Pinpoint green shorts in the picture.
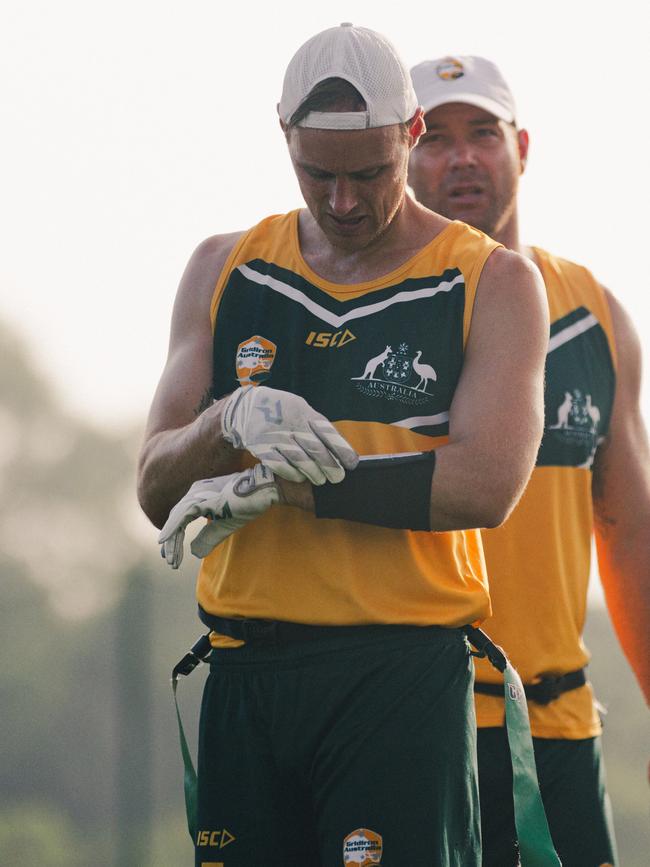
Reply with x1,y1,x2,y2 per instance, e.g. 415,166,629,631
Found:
195,624,480,867
478,727,618,867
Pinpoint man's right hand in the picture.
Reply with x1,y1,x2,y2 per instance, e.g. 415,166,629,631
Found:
220,385,358,484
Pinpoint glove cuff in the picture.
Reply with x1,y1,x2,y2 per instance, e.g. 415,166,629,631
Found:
234,463,279,500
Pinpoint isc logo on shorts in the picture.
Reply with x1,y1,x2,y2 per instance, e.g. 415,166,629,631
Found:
343,827,383,864
196,828,236,849
235,335,277,386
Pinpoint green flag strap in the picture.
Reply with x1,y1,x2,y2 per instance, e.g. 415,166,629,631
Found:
172,676,199,841
503,662,562,866
170,633,212,841
465,626,561,866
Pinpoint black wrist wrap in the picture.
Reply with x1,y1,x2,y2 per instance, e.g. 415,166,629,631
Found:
313,451,436,530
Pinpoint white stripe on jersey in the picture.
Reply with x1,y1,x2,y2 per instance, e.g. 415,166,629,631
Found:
237,263,464,329
547,313,598,354
391,411,450,430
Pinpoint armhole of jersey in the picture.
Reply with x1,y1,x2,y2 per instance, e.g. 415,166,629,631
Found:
209,227,256,332
595,280,618,374
462,240,502,348
551,252,619,376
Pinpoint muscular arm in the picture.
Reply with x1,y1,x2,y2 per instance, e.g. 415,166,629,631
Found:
137,231,244,529
425,248,548,529
593,289,650,705
280,248,549,531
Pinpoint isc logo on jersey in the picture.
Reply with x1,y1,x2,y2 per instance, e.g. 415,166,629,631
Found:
305,329,356,349
343,828,383,865
235,335,277,386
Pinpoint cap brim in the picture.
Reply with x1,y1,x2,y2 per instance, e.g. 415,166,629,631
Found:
421,92,515,124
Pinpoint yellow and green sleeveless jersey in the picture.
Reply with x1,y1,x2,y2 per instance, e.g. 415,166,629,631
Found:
476,247,617,738
196,210,500,637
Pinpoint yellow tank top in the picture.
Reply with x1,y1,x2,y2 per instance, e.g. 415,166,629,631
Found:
197,210,501,637
476,248,617,738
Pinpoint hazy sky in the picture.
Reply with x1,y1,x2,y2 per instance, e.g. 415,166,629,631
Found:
2,0,649,430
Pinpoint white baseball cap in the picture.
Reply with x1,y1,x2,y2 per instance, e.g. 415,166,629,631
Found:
410,56,517,124
279,23,418,129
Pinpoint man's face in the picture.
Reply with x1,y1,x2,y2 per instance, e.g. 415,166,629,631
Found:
408,102,527,238
286,123,412,252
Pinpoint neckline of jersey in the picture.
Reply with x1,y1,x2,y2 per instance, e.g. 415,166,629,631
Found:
288,209,461,295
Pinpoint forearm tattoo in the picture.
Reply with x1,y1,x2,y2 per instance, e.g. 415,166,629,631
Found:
193,386,214,417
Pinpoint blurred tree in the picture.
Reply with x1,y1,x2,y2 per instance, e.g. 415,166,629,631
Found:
0,805,88,867
0,320,144,619
115,565,153,866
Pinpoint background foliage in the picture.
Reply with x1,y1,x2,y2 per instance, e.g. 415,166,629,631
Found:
1,320,647,866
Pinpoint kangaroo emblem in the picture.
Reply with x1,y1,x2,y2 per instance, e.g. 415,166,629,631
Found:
550,391,573,429
354,345,392,380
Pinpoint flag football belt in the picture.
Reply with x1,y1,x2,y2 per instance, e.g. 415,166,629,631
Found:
171,619,562,866
474,668,587,705
197,607,457,642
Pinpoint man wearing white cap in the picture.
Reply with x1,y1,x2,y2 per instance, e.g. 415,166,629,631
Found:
409,55,650,867
138,29,549,866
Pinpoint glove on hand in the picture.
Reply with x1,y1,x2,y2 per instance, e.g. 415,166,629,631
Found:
221,385,358,485
158,463,279,569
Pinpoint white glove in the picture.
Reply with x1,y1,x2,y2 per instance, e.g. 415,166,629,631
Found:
158,463,279,569
221,385,358,485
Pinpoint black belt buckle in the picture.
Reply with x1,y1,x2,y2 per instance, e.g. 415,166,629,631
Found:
240,619,279,644
464,625,508,673
529,675,563,705
172,633,213,680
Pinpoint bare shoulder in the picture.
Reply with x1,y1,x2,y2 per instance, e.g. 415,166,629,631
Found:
190,230,246,265
592,286,650,518
603,286,643,370
170,230,246,337
475,246,548,327
481,245,545,293
177,231,246,307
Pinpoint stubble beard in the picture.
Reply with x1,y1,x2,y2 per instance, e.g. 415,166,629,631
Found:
424,185,515,240
317,193,405,254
